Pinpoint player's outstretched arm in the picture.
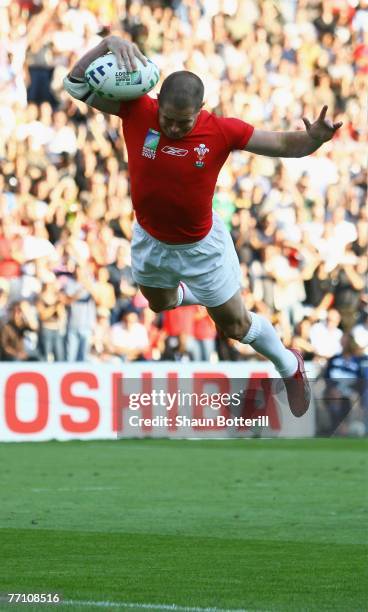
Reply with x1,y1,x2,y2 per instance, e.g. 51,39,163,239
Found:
63,35,147,115
244,106,343,158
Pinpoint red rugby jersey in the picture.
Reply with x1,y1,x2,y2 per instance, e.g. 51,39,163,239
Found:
119,96,254,243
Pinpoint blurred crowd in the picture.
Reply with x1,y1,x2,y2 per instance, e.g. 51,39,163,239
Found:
0,0,367,367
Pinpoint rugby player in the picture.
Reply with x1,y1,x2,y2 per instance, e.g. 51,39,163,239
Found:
64,35,342,417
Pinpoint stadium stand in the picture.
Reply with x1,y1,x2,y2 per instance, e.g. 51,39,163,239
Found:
0,0,367,365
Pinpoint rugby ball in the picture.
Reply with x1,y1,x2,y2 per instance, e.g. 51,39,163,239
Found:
85,54,160,101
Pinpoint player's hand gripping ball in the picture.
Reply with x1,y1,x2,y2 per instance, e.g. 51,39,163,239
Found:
85,54,160,101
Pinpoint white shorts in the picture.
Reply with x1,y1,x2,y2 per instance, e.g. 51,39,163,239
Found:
131,212,241,307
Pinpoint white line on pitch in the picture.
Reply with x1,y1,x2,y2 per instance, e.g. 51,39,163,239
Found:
31,487,120,492
63,600,252,611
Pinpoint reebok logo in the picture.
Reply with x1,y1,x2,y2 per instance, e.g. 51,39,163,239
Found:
161,146,188,157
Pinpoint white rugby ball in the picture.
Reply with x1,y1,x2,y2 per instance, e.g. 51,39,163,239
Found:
85,54,160,101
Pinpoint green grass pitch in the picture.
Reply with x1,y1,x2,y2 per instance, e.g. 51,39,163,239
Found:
0,438,367,611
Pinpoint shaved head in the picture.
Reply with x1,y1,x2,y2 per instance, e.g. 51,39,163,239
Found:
159,71,204,111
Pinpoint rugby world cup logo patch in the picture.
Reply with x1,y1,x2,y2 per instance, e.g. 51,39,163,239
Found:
194,143,209,167
142,128,161,159
116,70,142,86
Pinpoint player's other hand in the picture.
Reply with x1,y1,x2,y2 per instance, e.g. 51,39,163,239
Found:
302,106,343,143
105,35,147,72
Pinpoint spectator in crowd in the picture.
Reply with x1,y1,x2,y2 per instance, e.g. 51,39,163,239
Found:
303,260,335,315
322,333,366,435
0,300,40,361
161,334,195,362
90,307,115,362
0,0,366,364
109,305,149,361
140,307,165,361
309,308,344,360
0,280,10,320
107,242,137,322
162,306,198,360
0,217,24,282
352,311,368,356
36,277,66,361
92,266,116,313
332,247,366,330
290,317,315,361
63,264,97,361
192,305,217,361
